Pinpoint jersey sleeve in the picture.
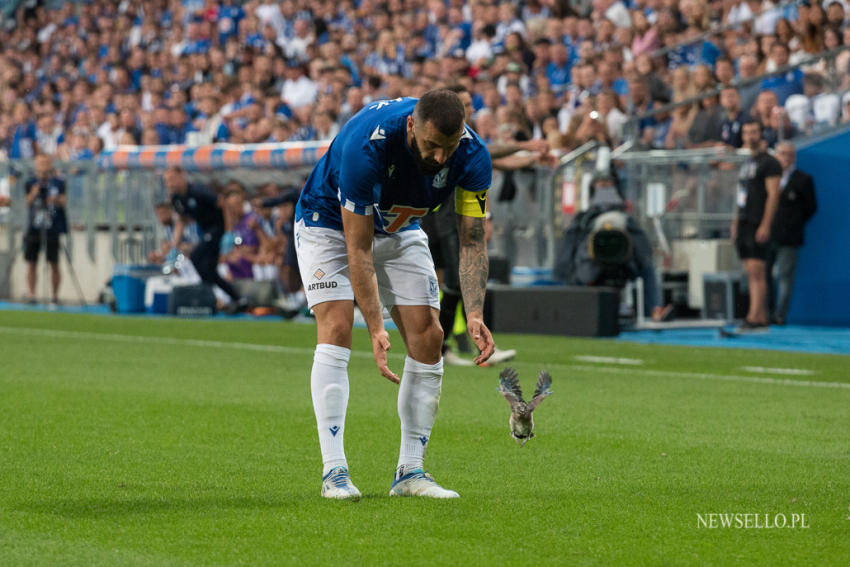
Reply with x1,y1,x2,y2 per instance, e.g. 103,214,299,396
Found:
337,134,380,216
455,143,492,218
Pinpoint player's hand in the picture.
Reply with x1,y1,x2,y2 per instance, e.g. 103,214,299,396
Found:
730,220,738,242
467,316,495,366
371,329,400,384
755,224,770,244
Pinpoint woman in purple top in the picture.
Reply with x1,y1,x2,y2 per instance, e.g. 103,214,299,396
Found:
222,183,269,280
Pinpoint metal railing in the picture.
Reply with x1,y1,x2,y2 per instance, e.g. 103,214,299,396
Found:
0,160,314,272
615,148,750,245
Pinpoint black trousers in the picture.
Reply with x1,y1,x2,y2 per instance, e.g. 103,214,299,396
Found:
422,205,464,353
191,230,242,302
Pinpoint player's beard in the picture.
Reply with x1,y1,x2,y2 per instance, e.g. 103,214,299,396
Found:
410,134,444,175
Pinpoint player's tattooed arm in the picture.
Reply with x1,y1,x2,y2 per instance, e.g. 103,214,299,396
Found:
457,213,495,365
457,214,488,316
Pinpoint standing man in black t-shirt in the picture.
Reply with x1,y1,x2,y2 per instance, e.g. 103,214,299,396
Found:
731,121,782,331
24,154,67,304
165,166,247,313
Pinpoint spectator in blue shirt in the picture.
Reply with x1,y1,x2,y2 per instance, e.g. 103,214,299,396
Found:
760,42,803,105
545,43,572,96
217,1,244,46
9,102,38,160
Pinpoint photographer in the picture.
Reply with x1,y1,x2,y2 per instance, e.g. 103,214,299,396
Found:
24,154,67,304
554,171,672,321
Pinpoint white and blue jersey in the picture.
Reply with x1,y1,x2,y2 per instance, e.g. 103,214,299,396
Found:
296,97,492,235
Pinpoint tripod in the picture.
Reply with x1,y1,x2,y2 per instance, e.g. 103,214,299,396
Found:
0,228,87,306
59,231,87,306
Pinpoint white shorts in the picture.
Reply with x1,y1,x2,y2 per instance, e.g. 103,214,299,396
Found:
294,219,440,310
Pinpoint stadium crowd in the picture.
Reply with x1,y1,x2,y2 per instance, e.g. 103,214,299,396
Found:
0,0,847,301
2,0,850,163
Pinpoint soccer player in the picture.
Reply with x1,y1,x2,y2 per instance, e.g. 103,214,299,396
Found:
295,89,495,500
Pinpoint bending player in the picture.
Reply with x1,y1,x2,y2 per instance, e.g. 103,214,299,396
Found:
295,89,495,500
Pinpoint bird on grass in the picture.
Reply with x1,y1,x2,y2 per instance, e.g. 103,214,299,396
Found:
498,367,553,446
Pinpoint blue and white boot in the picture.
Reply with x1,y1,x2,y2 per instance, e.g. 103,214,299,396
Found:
389,466,459,498
321,466,362,501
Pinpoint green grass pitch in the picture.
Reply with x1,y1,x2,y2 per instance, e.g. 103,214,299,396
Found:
1,311,848,565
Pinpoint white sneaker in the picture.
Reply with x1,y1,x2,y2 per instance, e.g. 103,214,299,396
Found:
443,349,474,367
389,467,459,498
484,346,517,365
321,466,362,501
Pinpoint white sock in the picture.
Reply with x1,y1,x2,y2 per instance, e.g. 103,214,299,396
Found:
311,344,351,477
397,356,443,472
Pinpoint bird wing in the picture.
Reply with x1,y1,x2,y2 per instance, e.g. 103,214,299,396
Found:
498,366,524,410
527,369,553,412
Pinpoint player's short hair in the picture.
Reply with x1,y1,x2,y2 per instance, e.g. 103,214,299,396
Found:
414,88,465,136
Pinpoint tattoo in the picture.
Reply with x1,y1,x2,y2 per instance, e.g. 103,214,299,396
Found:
458,217,488,315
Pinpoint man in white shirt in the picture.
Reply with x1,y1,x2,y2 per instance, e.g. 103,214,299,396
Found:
281,60,318,109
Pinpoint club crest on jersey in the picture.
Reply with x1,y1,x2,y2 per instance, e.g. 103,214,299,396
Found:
432,167,449,189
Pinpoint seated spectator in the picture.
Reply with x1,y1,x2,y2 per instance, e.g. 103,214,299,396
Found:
826,0,846,28
35,111,65,157
221,182,268,280
545,43,572,97
631,10,660,56
281,60,318,110
784,73,841,133
719,86,749,148
715,57,737,87
625,76,657,142
760,42,804,104
665,97,696,149
750,89,796,147
597,89,629,146
687,94,725,147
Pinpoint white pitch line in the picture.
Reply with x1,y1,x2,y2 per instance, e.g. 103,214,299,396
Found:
742,366,815,376
0,325,390,360
4,325,846,390
574,355,644,366
568,364,850,391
